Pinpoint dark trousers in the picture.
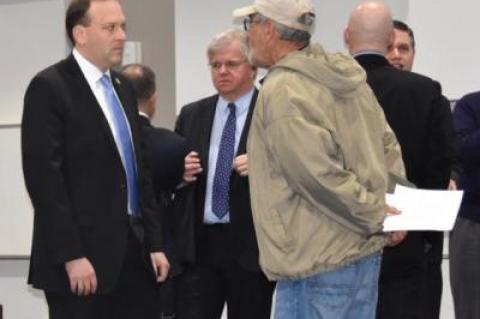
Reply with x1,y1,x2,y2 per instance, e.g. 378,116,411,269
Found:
45,229,159,319
422,231,443,319
450,217,480,319
376,233,425,319
176,224,275,319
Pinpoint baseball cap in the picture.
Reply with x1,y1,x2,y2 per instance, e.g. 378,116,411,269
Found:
233,0,315,34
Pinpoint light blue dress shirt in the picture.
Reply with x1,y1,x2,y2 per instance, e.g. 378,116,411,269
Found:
203,88,254,224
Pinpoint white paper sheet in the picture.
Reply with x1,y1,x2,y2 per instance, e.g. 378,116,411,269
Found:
383,185,463,231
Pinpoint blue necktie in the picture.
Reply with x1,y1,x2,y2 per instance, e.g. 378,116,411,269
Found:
100,75,139,216
212,103,236,219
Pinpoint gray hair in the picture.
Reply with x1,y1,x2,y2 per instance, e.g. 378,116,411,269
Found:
256,13,314,47
207,28,251,63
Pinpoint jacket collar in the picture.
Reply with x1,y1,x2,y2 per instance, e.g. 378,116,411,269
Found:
354,53,390,70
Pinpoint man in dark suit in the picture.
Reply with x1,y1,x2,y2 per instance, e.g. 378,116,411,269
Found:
121,63,188,318
386,20,458,319
121,63,188,202
21,1,169,318
172,29,275,319
344,2,453,319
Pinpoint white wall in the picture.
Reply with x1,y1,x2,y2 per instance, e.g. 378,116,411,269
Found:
407,0,480,99
175,0,480,110
0,0,67,125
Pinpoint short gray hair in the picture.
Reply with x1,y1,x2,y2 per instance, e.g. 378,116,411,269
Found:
257,13,314,47
207,28,250,63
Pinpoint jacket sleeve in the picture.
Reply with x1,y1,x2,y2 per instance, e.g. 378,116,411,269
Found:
263,87,387,235
119,77,165,253
454,96,480,165
22,74,84,265
380,105,409,192
423,85,454,189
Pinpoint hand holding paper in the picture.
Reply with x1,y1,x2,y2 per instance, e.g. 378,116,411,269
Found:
383,185,463,231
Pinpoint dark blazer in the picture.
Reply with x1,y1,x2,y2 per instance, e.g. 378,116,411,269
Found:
138,115,188,194
453,91,480,222
138,115,188,276
172,89,261,272
355,54,453,275
22,54,163,293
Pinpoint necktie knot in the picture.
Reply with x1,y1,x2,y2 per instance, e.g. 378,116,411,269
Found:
227,102,236,114
100,74,114,91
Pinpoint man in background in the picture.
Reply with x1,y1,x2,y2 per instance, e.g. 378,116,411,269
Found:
344,3,454,318
121,63,187,205
172,29,275,319
450,90,480,319
21,1,169,318
386,19,458,319
386,20,415,72
122,63,188,319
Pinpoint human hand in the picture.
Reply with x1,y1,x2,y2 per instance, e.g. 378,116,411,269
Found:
65,257,97,296
385,231,407,247
233,154,248,177
183,151,202,183
448,179,457,190
150,252,170,283
384,205,407,247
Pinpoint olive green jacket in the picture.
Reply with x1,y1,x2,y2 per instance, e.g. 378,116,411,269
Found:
247,44,406,280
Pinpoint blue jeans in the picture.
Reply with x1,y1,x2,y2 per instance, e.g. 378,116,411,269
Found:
275,252,381,319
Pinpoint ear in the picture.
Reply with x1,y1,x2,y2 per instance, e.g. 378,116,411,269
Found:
343,27,350,46
264,19,277,40
147,92,157,117
250,65,258,79
72,25,86,47
388,29,395,47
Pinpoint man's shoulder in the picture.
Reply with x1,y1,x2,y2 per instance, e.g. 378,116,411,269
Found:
180,94,218,115
400,68,438,86
374,66,440,96
151,127,187,143
31,56,76,85
456,91,480,111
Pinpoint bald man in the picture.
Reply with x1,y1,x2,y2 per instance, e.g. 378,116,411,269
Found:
344,3,453,319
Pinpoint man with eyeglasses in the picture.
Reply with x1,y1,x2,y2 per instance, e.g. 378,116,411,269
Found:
171,28,275,319
234,0,407,318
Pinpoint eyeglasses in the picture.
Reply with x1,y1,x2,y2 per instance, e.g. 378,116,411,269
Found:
243,15,264,31
209,60,247,72
243,17,253,31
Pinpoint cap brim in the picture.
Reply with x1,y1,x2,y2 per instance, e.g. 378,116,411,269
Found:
232,5,258,22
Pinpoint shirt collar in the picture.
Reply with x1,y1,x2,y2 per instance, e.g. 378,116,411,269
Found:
73,48,111,86
352,49,385,59
139,111,150,119
218,87,255,115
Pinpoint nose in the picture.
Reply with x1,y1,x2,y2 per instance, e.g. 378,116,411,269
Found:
218,64,229,73
116,26,127,41
392,47,401,57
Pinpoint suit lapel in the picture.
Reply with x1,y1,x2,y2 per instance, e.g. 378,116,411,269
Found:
64,55,125,162
197,96,219,176
236,88,258,156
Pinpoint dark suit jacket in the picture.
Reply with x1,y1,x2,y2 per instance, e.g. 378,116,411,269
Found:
138,115,188,195
355,54,453,276
22,54,163,293
172,90,261,272
138,115,188,276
